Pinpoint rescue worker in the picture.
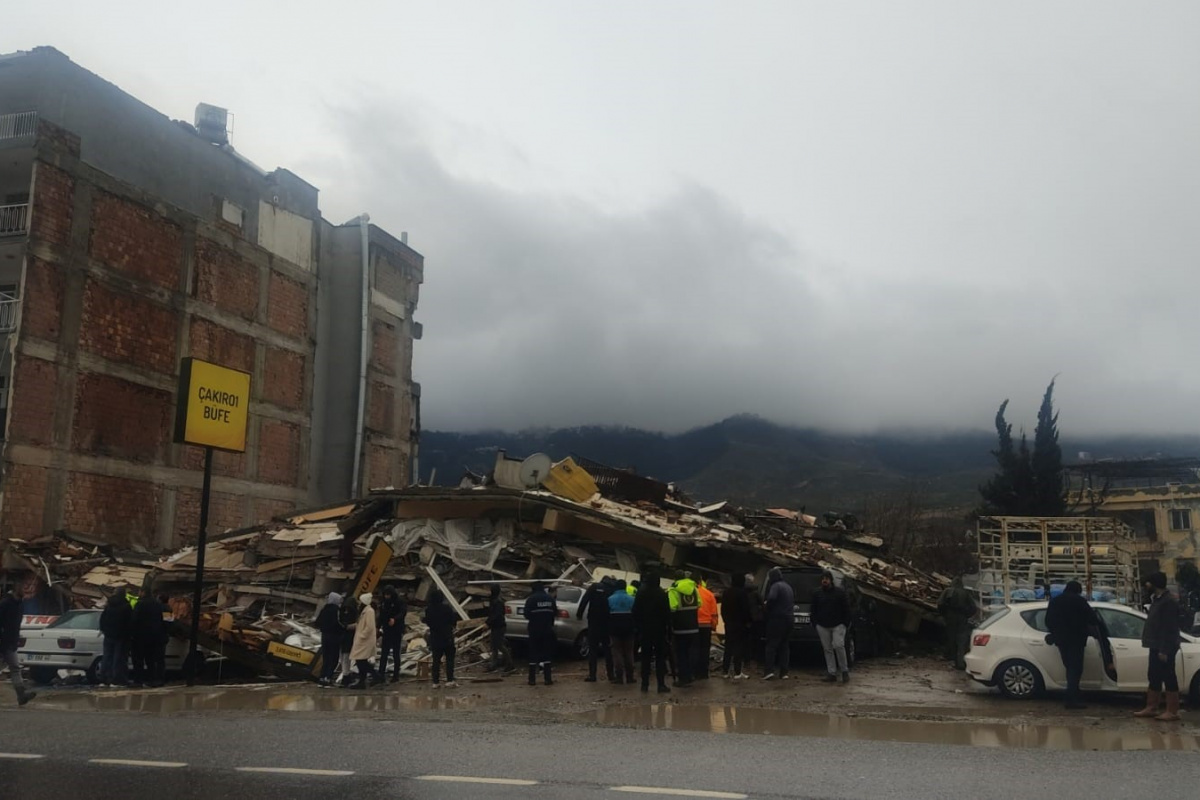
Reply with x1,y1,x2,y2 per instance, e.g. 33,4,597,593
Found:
812,571,852,683
131,586,166,687
937,576,978,671
525,581,558,686
720,573,752,679
608,579,636,684
762,568,794,680
0,582,35,706
377,585,407,683
668,572,700,687
632,568,671,693
349,593,377,689
695,580,718,680
485,584,512,673
1045,580,1094,710
337,594,360,687
424,589,458,688
99,585,134,687
315,592,344,687
576,578,614,682
1135,572,1183,721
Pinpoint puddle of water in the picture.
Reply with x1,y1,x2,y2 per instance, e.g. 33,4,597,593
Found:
584,705,1200,752
35,689,483,714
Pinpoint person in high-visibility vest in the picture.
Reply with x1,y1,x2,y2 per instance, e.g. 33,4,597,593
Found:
668,574,700,687
695,580,718,680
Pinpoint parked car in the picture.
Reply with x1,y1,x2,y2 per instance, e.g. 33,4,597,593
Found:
965,601,1200,702
778,566,880,665
504,584,590,658
18,608,190,685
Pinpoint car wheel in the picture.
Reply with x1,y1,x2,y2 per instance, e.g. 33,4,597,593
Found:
994,659,1044,699
28,666,58,685
86,657,102,685
1189,672,1200,707
573,632,590,660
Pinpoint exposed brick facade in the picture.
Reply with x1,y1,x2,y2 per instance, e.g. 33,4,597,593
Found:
267,271,308,339
6,356,58,446
252,496,296,522
79,279,179,374
174,487,246,542
181,445,247,480
370,320,397,375
72,372,171,463
366,441,397,490
262,346,305,411
0,463,49,540
20,258,65,342
29,163,74,248
194,238,260,321
89,192,183,290
367,382,394,434
188,317,255,373
258,419,300,486
62,472,161,548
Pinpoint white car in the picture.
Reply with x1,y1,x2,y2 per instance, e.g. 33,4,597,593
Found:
965,601,1200,702
18,608,189,684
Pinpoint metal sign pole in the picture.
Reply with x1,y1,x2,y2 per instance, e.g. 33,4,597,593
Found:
186,446,214,686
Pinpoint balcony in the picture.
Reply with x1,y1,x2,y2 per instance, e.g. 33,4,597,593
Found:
0,204,27,237
0,111,37,141
0,291,17,334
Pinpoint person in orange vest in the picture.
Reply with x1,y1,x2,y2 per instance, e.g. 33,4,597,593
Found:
695,579,719,680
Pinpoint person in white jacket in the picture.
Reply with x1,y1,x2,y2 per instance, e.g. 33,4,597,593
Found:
349,593,377,689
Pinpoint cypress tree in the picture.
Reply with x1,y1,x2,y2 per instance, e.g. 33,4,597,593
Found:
1030,379,1065,515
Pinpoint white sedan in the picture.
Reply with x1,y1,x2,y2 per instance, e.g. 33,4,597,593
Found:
18,609,190,684
964,601,1200,702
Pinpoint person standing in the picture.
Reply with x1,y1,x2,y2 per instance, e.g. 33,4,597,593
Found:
315,592,344,687
813,571,852,683
1045,580,1094,710
377,585,407,684
937,576,979,670
424,589,458,688
337,594,360,687
99,586,134,687
0,583,35,706
762,568,794,680
576,579,614,682
131,587,166,688
745,575,766,671
632,569,671,693
485,584,511,673
668,573,700,687
525,582,558,686
349,593,377,690
608,579,636,684
1134,572,1183,721
721,573,752,679
695,580,718,680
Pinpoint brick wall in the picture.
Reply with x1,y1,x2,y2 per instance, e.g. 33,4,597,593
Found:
374,252,417,303
194,238,260,321
267,271,308,339
258,419,300,485
6,356,58,446
62,472,160,548
29,163,74,248
181,445,246,480
262,346,305,411
367,382,394,433
188,317,255,373
72,372,171,463
20,258,65,342
79,279,179,374
89,192,183,290
370,320,397,375
252,497,296,523
0,463,49,540
366,441,397,490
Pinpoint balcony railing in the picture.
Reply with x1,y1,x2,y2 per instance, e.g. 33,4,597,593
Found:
0,111,37,140
0,203,28,237
0,293,17,334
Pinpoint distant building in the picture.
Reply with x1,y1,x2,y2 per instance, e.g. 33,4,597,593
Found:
0,47,423,549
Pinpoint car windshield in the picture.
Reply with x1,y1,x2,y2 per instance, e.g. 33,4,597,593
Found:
556,586,583,603
47,610,101,630
976,607,1011,630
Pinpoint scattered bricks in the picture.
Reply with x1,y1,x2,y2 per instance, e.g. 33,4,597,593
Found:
188,317,255,373
29,162,74,249
19,258,66,342
0,463,50,540
71,372,171,463
266,271,308,340
261,346,305,411
366,442,398,490
79,279,179,374
6,356,58,446
194,238,260,321
370,320,397,375
62,472,161,548
88,192,183,290
366,381,394,433
252,497,296,524
257,419,300,486
182,443,247,479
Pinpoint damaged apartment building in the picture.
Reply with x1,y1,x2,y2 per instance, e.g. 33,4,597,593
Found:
0,47,423,550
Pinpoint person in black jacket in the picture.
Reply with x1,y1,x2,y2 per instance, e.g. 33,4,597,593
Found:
485,585,511,673
99,586,134,687
524,582,558,686
1135,572,1184,721
720,573,752,679
812,571,851,683
131,587,167,687
1045,580,1094,710
315,593,344,686
576,579,614,682
424,589,459,688
377,585,407,684
0,583,36,705
632,569,671,693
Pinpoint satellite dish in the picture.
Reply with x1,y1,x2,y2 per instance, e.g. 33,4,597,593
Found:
519,453,553,488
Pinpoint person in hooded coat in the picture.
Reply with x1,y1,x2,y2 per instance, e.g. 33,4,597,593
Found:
349,593,377,689
485,584,512,673
576,578,614,682
524,581,558,686
762,567,795,680
668,573,701,687
1045,580,1094,710
632,569,672,693
337,594,360,687
720,573,752,679
424,589,459,687
937,576,978,670
377,585,407,683
99,586,134,686
131,587,166,687
315,592,344,686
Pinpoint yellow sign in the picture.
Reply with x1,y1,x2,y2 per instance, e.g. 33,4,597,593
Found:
351,539,394,600
266,640,315,665
174,358,251,452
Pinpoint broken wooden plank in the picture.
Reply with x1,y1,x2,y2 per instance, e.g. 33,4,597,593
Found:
424,565,469,621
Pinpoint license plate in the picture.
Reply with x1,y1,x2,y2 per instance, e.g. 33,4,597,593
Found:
25,654,51,662
795,614,811,625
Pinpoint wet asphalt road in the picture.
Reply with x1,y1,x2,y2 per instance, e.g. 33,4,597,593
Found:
2,710,1199,799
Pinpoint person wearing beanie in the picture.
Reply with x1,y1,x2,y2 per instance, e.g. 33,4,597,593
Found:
1135,572,1183,721
423,589,459,688
315,592,344,687
377,586,407,684
1045,580,1094,710
349,593,377,689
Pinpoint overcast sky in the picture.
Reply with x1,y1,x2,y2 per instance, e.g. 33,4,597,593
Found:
7,2,1200,435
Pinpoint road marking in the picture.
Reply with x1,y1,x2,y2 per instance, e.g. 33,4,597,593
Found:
417,775,540,786
236,767,355,777
89,759,188,769
0,753,44,760
610,788,747,799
